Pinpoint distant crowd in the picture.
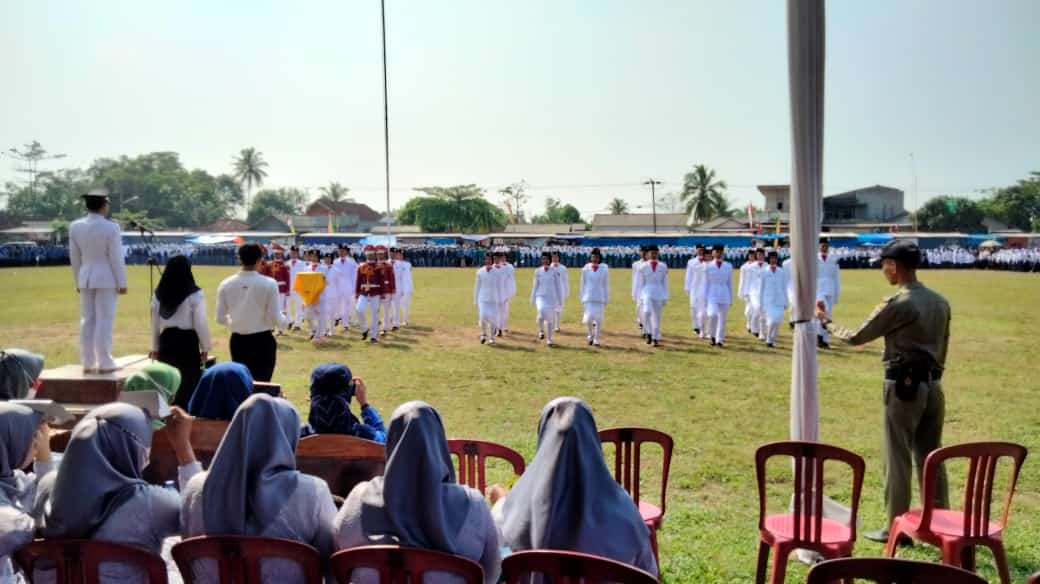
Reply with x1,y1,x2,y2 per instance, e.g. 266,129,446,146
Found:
2,241,1038,272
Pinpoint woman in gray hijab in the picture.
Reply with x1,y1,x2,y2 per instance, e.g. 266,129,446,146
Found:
0,349,44,401
180,393,337,584
35,402,199,583
0,403,52,584
335,401,500,584
492,397,657,576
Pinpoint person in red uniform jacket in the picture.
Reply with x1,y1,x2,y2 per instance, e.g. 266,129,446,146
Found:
266,247,291,334
355,246,384,343
375,246,397,336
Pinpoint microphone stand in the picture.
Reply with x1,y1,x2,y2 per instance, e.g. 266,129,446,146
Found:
137,224,163,324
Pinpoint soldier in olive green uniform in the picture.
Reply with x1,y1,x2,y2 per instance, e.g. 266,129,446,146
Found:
816,239,950,543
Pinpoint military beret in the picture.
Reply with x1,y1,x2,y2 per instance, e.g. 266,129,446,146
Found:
879,239,921,266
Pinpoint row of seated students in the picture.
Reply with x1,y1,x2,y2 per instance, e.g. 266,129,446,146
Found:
0,348,656,584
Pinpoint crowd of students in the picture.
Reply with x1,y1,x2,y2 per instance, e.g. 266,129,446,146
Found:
0,348,656,584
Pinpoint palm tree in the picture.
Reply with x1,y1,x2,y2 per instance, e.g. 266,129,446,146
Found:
608,197,629,215
319,181,351,202
232,147,269,211
680,164,728,223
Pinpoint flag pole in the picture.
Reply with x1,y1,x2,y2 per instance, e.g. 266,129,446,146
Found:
381,0,392,240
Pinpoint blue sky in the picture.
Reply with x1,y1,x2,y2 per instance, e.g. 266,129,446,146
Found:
2,0,1037,219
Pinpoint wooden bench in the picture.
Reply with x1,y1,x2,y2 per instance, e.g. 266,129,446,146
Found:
296,434,385,499
37,355,152,427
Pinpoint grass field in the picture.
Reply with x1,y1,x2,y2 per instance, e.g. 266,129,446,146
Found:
0,265,1037,582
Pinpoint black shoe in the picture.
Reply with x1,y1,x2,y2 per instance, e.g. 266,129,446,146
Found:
653,340,660,347
538,331,545,340
587,338,593,346
710,337,716,346
392,326,399,331
361,330,368,341
717,342,725,348
694,328,700,335
497,330,503,337
370,338,378,344
645,336,652,345
480,336,486,344
768,342,776,348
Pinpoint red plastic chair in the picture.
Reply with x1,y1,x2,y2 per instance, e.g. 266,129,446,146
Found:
1026,572,1040,584
754,441,865,584
330,545,483,584
884,441,1028,584
598,427,673,564
14,539,168,584
446,438,526,494
806,557,987,584
502,550,658,584
171,535,322,584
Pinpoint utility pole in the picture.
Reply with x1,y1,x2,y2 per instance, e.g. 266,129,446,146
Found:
642,179,662,233
380,0,392,238
4,141,66,199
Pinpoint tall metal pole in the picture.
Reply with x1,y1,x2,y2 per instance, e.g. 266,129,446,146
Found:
643,179,662,233
909,152,918,232
381,0,392,239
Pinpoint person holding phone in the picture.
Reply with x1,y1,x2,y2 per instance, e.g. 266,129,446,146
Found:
302,363,386,443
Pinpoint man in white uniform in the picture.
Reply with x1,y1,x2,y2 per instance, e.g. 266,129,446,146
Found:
683,244,707,336
703,245,734,347
635,245,668,347
495,250,516,336
69,189,128,373
816,237,842,349
550,252,569,332
737,249,758,335
287,246,307,331
758,251,788,348
631,247,648,335
746,248,766,339
579,248,609,347
391,248,413,329
333,244,358,331
530,252,565,346
474,253,501,344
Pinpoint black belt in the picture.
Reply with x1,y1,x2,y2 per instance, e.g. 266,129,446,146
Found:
885,367,942,382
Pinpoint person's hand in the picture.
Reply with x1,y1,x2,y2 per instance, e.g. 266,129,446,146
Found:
486,484,508,505
32,422,52,463
149,351,158,360
166,407,197,465
815,299,829,322
200,351,208,364
353,378,368,407
118,288,128,295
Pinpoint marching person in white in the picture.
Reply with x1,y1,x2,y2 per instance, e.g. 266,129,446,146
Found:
635,245,668,347
474,253,502,344
494,251,516,336
684,244,709,338
550,252,569,332
391,248,413,329
757,251,788,348
300,250,325,342
580,248,609,347
317,252,339,339
287,246,307,331
816,237,841,349
631,247,648,334
703,245,734,347
747,248,767,339
69,189,128,373
737,249,758,335
333,245,358,331
530,252,565,346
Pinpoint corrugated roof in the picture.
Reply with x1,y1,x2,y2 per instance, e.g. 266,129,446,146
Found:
591,213,689,228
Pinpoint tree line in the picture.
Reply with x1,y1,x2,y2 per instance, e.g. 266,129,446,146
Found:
914,172,1040,232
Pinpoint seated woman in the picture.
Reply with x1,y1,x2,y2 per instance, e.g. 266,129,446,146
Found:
187,362,253,420
491,397,657,577
302,363,386,443
0,403,53,583
181,393,337,583
335,401,500,584
0,349,44,400
123,363,180,428
35,403,197,583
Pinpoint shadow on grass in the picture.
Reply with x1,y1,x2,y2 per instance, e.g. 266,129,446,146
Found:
488,343,536,353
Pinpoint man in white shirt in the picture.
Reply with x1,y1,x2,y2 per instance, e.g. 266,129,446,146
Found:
287,246,307,331
391,248,413,329
703,245,734,347
530,252,565,346
69,189,128,373
332,245,358,332
684,244,709,337
631,247,648,334
816,237,842,349
495,250,516,336
580,248,609,347
746,248,767,340
758,251,788,348
474,253,501,344
737,249,758,335
550,251,569,332
215,243,285,381
635,245,668,347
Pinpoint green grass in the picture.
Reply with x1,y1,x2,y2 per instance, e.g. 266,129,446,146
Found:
1,266,1037,583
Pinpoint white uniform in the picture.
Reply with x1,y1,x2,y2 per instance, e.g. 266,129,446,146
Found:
497,263,516,332
580,263,609,344
530,265,565,344
551,263,569,331
684,257,709,336
69,212,128,371
816,252,842,343
758,264,788,345
746,261,766,337
287,257,307,328
635,260,668,342
474,265,502,340
302,262,325,338
631,259,646,330
703,260,734,344
738,261,757,333
392,259,413,327
332,255,358,328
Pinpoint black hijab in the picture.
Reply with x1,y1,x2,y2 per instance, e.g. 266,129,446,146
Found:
154,255,200,319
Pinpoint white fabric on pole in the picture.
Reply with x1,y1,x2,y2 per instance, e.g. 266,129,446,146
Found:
787,0,824,444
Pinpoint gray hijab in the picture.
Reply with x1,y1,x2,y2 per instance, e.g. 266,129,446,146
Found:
0,403,42,509
42,403,152,538
499,397,649,562
0,349,44,400
359,401,471,553
202,393,301,535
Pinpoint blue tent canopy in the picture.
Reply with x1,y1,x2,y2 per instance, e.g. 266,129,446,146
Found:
358,235,397,247
855,233,894,245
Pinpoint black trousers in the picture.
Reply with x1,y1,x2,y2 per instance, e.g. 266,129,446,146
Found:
158,327,204,409
229,330,276,382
